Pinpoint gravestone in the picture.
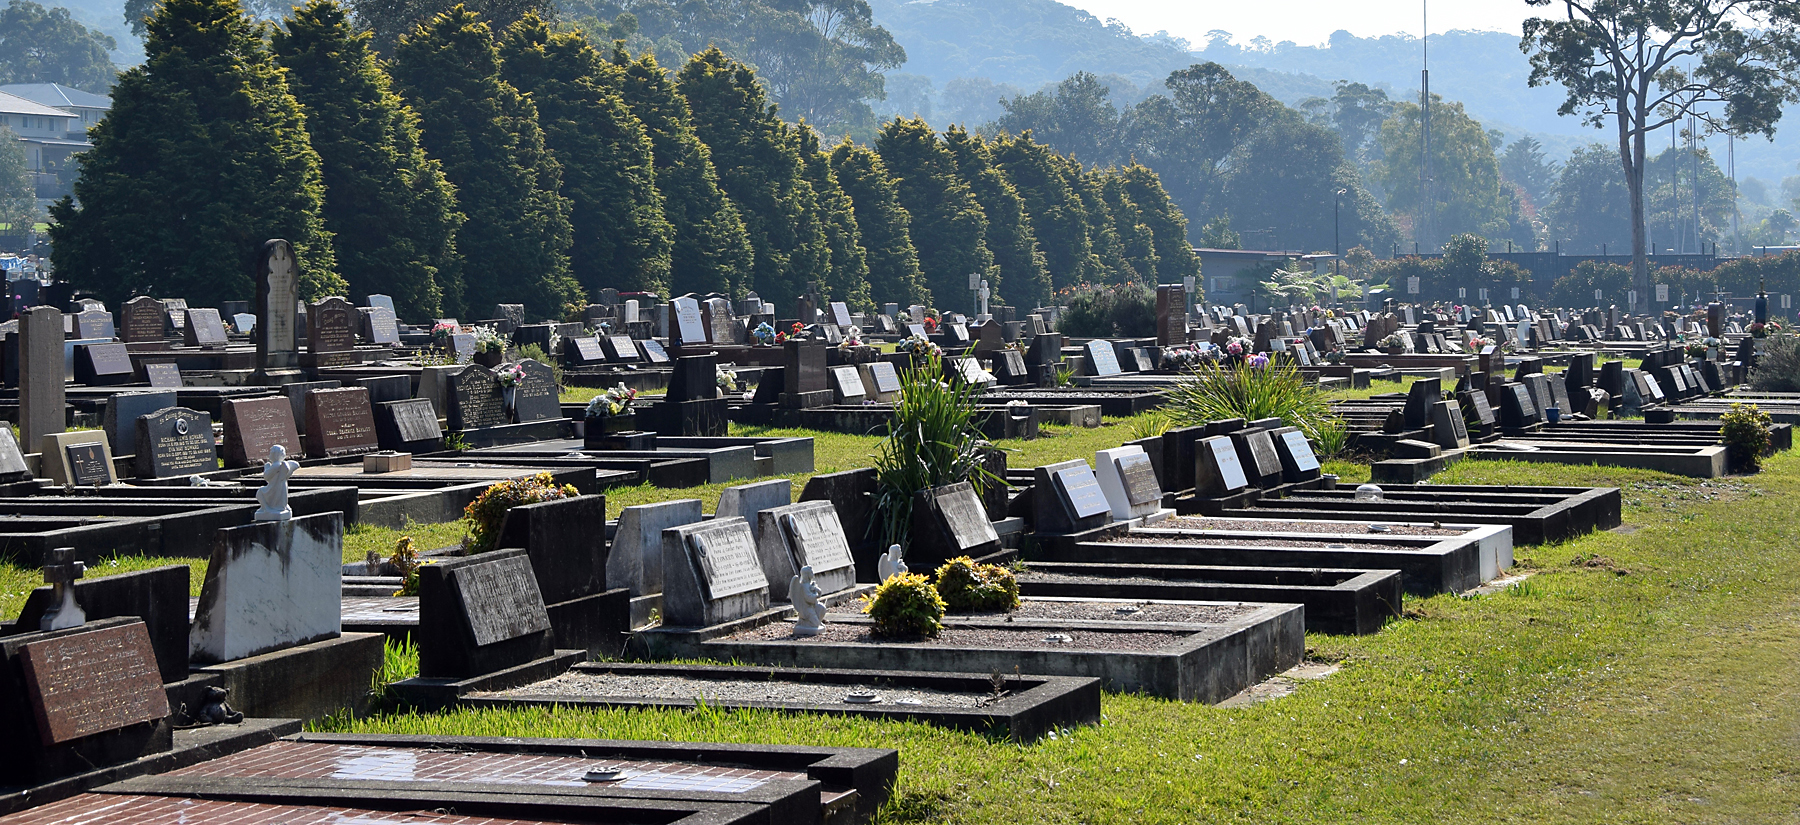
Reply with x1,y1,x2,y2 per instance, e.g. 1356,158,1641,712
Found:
1547,374,1573,416
447,365,506,431
992,349,1030,385
662,518,770,627
374,398,443,453
669,352,719,403
1095,446,1163,520
1269,427,1322,483
102,389,177,458
301,386,379,458
1403,378,1442,428
601,335,638,362
233,312,257,334
222,396,300,469
781,341,829,407
1430,399,1470,448
638,338,670,364
120,296,166,343
564,336,603,366
1230,428,1284,487
1522,373,1554,417
1083,339,1122,376
670,296,705,346
306,297,357,366
361,307,399,345
911,481,1000,569
133,406,215,479
510,359,560,424
189,511,342,664
183,308,227,348
40,431,115,486
829,365,866,403
356,374,412,406
0,618,171,784
1156,284,1188,346
757,500,857,599
494,303,525,331
1034,459,1111,534
20,306,64,448
1501,383,1540,429
607,499,703,597
715,478,791,547
949,356,996,388
362,293,395,313
143,362,179,389
494,494,608,605
0,426,27,480
75,308,114,340
416,548,555,679
447,333,476,363
13,566,189,683
1195,435,1249,496
830,301,852,328
858,360,901,402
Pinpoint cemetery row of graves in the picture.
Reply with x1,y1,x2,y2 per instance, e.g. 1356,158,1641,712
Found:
0,245,1792,823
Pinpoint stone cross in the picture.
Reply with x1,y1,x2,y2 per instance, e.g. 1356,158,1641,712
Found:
254,443,298,521
39,546,85,630
789,565,826,636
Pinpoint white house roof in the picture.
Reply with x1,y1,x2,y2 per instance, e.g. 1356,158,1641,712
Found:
0,83,109,111
0,90,75,119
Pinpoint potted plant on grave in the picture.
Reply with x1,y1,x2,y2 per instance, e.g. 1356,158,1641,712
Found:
495,362,525,409
471,325,506,367
584,383,639,433
1379,331,1411,355
751,321,776,346
430,321,456,346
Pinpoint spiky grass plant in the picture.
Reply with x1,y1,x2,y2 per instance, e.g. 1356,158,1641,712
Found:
872,352,1003,548
1163,361,1345,444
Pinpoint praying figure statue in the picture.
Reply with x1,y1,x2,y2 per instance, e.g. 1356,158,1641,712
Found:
789,565,827,637
877,543,907,583
254,444,299,522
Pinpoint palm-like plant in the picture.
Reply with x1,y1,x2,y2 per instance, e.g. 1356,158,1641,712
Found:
872,352,1004,548
1163,361,1346,447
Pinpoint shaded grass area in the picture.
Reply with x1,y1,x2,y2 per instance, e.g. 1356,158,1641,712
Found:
329,453,1800,823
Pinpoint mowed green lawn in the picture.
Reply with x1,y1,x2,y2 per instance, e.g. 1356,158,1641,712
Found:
5,412,1797,822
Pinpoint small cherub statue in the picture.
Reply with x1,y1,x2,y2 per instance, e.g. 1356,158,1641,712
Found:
789,565,827,637
877,543,907,583
254,444,299,522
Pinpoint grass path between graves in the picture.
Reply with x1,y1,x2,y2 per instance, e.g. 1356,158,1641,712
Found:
327,452,1800,824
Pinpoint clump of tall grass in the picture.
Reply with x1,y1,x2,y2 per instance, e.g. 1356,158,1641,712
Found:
1749,334,1800,392
1162,362,1347,453
872,352,1002,548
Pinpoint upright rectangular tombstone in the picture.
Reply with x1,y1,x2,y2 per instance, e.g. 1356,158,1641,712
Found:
133,407,215,479
302,386,379,458
374,398,443,453
19,305,64,448
757,500,857,599
670,295,705,346
102,389,177,458
1083,339,1122,376
607,499,704,597
1430,399,1470,448
189,512,343,664
182,308,227,348
254,240,299,379
416,549,555,679
510,359,560,423
1095,446,1163,519
1194,435,1249,497
715,478,791,548
661,518,769,627
221,396,301,468
829,364,866,403
446,365,506,431
1270,427,1322,483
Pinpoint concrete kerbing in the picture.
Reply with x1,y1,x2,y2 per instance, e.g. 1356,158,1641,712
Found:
0,718,302,816
460,662,1103,743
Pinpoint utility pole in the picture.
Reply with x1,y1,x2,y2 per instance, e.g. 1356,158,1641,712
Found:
1419,0,1432,252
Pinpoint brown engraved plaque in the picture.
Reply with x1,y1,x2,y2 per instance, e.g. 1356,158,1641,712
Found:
302,386,378,458
222,397,300,468
450,554,551,647
19,622,169,745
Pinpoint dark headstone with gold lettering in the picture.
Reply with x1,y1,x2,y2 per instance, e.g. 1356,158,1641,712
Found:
120,296,167,343
305,297,358,367
302,386,379,458
446,365,506,431
133,407,215,478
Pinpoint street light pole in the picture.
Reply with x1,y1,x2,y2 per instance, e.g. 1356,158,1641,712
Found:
1334,188,1346,304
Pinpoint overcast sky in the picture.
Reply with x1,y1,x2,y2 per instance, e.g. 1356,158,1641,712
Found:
1059,0,1536,47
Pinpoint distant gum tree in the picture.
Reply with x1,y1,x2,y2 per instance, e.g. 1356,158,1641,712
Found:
1523,0,1800,307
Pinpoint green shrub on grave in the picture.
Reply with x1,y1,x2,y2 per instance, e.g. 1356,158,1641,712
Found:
933,556,1020,612
461,472,577,554
864,572,946,638
1721,403,1774,473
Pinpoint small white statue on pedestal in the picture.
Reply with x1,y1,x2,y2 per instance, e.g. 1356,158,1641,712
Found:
254,444,299,522
877,543,907,583
789,565,827,637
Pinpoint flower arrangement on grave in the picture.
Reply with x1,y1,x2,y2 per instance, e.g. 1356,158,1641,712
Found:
462,472,578,554
1721,403,1774,471
922,315,939,333
863,572,946,638
933,556,1019,612
586,383,638,417
1245,352,1271,369
751,321,776,346
471,325,505,355
1159,345,1206,370
1752,320,1783,338
1379,331,1411,352
1684,341,1709,359
896,334,941,358
1468,336,1492,350
838,326,864,349
494,362,526,388
716,363,738,391
431,321,456,345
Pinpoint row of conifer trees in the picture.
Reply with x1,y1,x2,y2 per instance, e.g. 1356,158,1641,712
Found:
48,0,1200,320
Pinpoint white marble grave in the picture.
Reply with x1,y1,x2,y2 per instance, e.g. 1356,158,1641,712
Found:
189,511,343,664
607,498,704,597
